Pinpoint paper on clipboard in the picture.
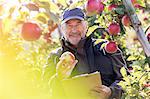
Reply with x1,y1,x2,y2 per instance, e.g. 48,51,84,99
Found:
61,71,102,99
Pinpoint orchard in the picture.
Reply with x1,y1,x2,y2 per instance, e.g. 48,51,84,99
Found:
0,0,150,99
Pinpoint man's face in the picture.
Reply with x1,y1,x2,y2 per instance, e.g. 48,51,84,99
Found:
62,19,87,46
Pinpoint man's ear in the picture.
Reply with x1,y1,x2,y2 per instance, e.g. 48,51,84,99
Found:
83,21,88,35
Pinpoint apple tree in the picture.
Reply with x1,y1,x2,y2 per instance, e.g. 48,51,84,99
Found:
0,0,150,99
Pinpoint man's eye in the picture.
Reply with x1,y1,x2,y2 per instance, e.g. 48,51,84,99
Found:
66,25,72,28
66,23,82,29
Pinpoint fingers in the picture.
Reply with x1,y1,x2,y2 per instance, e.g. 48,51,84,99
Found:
90,85,112,99
73,60,78,66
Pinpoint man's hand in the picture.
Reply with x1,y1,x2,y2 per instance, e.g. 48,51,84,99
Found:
90,85,112,99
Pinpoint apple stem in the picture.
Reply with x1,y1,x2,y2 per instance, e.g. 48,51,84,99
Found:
111,35,115,41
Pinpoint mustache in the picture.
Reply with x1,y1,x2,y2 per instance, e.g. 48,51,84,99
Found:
70,32,80,35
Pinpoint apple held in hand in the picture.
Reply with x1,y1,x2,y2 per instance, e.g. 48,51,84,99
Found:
86,0,104,16
21,22,42,41
105,41,118,53
59,51,75,64
108,23,120,36
56,51,77,79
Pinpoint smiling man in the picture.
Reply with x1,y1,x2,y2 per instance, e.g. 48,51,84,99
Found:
61,8,88,47
44,8,126,99
62,19,86,46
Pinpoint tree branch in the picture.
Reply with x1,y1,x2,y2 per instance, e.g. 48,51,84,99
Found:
123,0,150,57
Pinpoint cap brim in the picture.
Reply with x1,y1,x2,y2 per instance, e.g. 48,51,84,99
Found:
61,16,84,24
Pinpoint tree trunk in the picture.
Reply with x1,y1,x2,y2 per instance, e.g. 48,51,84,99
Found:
123,0,150,57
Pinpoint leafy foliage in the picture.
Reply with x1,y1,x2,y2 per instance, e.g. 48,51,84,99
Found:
0,0,150,99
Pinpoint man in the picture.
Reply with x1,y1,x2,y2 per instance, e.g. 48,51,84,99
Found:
43,8,125,99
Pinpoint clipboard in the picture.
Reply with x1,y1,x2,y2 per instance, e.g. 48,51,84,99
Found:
61,71,102,99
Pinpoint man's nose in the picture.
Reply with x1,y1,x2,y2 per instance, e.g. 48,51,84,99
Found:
71,28,78,33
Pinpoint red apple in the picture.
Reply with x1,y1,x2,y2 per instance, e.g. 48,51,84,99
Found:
105,41,118,53
128,67,133,73
134,4,144,9
21,22,41,41
86,0,104,16
143,17,148,21
143,83,150,87
122,15,131,27
108,4,117,11
146,33,150,42
108,23,120,35
131,0,137,5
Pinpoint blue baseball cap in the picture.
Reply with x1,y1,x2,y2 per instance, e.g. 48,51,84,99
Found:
61,8,85,24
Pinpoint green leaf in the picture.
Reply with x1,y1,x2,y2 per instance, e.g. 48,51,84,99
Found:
123,77,130,84
94,39,107,46
57,0,67,7
115,5,125,15
38,0,50,2
120,67,127,77
127,55,138,61
100,42,107,50
9,6,16,16
49,1,60,14
69,1,84,9
36,1,50,9
48,11,59,24
25,3,39,11
87,15,97,27
35,12,49,24
86,25,98,37
36,15,47,24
